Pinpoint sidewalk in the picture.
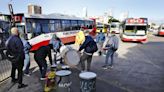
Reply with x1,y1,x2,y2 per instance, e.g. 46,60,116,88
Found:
0,60,127,92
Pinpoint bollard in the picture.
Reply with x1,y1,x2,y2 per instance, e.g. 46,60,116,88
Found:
79,72,97,92
56,70,72,92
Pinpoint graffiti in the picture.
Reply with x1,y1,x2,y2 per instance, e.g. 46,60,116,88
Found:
80,79,96,92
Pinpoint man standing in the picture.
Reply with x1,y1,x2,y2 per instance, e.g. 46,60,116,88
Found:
34,44,53,80
6,27,27,88
79,35,98,71
96,29,105,56
102,31,119,69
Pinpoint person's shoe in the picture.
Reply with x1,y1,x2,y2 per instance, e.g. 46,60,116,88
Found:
11,79,18,83
40,77,46,81
18,84,28,89
24,73,30,77
102,65,108,70
107,66,113,69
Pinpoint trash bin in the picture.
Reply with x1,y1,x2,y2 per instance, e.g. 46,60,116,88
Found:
56,70,72,92
79,72,97,92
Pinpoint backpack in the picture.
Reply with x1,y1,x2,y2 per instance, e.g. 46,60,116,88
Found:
88,41,98,53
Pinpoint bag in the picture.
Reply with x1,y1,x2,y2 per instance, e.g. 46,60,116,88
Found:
88,41,98,53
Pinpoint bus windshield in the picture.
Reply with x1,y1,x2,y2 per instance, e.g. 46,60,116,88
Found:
124,26,146,36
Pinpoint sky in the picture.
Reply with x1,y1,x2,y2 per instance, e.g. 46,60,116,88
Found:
0,0,164,21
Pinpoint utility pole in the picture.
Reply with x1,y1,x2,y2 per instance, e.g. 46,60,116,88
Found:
8,3,15,27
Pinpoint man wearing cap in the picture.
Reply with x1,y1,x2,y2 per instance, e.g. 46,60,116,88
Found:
102,31,119,69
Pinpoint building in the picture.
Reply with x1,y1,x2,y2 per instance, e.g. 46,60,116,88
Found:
28,4,42,14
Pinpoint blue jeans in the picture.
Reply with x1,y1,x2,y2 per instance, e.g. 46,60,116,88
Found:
105,48,115,66
23,53,30,74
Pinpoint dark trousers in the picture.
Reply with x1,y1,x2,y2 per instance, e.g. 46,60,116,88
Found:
35,58,47,78
80,52,93,71
11,63,23,84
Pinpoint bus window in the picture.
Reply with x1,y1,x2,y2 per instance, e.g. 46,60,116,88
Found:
49,23,55,32
136,26,147,35
33,23,41,36
124,26,136,35
85,21,90,28
42,23,49,33
54,20,62,31
71,20,78,30
62,20,71,31
89,21,93,29
78,20,85,28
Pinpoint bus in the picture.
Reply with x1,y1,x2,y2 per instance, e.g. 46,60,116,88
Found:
2,13,95,51
120,18,148,42
96,22,108,33
110,22,121,34
157,24,164,36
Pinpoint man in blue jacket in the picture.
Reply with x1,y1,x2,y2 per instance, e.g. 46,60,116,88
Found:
96,29,105,56
78,35,97,71
6,27,27,89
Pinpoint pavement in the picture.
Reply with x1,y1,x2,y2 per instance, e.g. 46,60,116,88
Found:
0,34,164,92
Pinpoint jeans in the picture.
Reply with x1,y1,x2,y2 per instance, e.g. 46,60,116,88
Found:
23,53,30,74
35,58,47,78
80,52,92,71
97,42,103,55
105,48,115,66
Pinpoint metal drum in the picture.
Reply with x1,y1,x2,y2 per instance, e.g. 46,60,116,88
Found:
60,45,80,67
56,70,72,92
79,72,97,92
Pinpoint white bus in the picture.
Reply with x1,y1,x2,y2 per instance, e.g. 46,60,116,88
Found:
120,18,148,42
157,24,164,36
110,22,121,34
1,13,95,51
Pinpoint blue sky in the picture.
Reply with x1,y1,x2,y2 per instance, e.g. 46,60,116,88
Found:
0,0,164,20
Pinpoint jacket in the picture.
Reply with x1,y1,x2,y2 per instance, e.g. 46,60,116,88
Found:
96,32,105,43
34,46,52,65
6,35,25,63
79,36,95,54
21,38,32,54
103,35,119,50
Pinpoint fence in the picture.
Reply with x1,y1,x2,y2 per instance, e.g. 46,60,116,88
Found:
0,49,11,83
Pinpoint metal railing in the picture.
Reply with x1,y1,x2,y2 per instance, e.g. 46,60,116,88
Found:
0,49,11,83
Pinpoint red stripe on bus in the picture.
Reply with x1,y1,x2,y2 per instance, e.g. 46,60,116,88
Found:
159,31,164,35
30,36,75,51
122,38,146,42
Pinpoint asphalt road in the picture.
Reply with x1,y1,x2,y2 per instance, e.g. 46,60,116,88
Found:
0,34,164,92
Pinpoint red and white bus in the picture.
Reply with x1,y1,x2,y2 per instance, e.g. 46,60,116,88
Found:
120,18,148,42
157,24,164,36
9,13,95,51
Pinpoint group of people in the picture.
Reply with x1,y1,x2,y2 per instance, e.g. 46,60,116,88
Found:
78,29,119,71
5,27,119,89
5,27,62,89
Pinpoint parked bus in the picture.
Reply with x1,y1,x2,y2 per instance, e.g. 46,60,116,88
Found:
110,22,121,34
2,13,94,51
157,24,164,36
120,18,148,42
96,22,108,33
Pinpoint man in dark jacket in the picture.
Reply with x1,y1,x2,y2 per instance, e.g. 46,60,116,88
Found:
6,27,27,89
34,44,53,80
79,35,97,71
